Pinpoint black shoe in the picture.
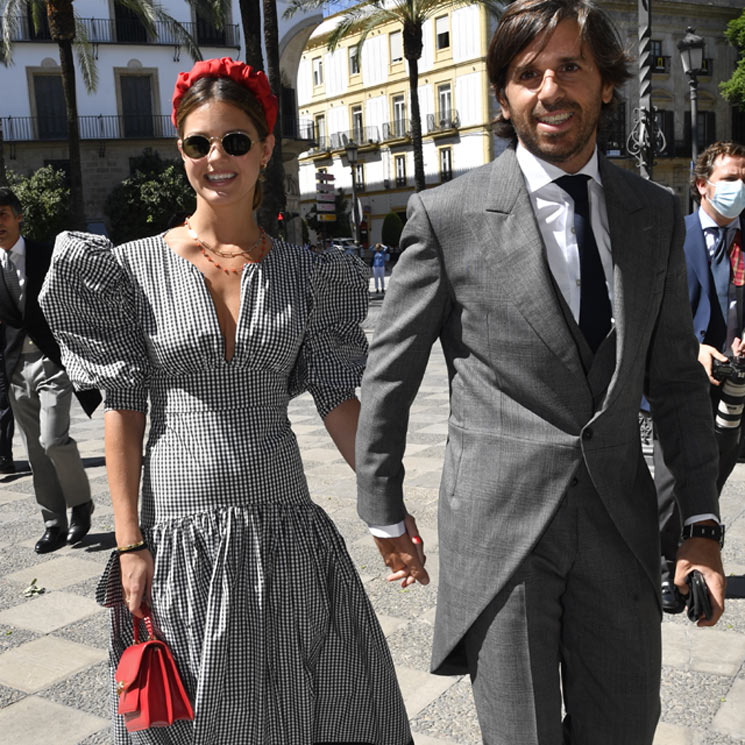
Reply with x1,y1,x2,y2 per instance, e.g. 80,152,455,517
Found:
35,526,68,554
67,500,94,544
661,580,685,614
0,457,14,474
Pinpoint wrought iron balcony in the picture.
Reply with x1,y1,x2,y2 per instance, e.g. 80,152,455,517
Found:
427,109,460,134
652,55,671,74
382,119,410,141
282,117,315,142
7,16,240,47
328,126,380,151
2,114,177,142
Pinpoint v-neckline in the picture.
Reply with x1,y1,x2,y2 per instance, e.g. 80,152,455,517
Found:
160,234,273,364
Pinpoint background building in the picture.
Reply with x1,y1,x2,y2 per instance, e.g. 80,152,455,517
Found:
0,0,322,238
296,0,744,246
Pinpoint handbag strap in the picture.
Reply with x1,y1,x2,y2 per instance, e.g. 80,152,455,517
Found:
132,605,156,643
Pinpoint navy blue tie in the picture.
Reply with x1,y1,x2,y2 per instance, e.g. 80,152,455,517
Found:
555,175,612,352
710,226,732,323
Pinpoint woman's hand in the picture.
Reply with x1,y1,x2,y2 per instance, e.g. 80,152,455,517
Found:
119,549,154,617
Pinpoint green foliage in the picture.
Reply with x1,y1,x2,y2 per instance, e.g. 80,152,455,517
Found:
6,165,73,243
381,211,404,248
721,10,745,111
104,149,195,244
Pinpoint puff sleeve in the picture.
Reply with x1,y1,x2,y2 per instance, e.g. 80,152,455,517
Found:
289,250,368,419
39,231,149,413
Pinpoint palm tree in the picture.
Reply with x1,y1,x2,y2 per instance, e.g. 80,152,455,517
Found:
285,0,504,192
239,0,263,69
0,0,223,228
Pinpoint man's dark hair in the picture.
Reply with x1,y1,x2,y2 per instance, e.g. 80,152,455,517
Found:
487,0,631,139
0,187,22,216
690,141,745,202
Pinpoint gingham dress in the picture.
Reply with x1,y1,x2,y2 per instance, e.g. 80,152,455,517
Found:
40,231,412,745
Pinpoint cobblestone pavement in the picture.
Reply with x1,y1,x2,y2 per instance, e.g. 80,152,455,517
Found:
0,277,744,744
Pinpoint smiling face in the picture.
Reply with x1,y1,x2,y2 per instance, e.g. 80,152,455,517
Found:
178,100,274,210
0,204,22,251
497,18,614,173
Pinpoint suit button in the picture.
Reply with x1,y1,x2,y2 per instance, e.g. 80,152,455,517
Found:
570,477,579,487
582,428,593,440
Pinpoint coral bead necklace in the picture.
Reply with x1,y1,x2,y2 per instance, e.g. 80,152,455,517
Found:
185,216,269,275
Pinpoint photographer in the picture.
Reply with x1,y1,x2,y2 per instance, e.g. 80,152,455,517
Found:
655,140,745,612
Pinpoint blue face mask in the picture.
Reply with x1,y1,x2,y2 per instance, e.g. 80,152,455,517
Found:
707,178,745,219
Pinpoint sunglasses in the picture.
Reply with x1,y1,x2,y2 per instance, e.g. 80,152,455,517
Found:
181,131,255,159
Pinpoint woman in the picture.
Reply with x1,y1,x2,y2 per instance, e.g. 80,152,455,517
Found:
40,58,413,745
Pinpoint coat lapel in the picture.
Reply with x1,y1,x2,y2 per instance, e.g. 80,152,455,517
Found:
477,149,590,386
599,157,662,410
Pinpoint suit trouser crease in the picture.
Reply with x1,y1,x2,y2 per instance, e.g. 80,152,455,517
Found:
8,349,90,526
463,465,661,745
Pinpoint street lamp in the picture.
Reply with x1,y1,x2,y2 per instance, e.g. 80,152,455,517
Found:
678,27,705,169
345,139,361,248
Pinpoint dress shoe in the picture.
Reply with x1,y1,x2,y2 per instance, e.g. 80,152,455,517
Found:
661,580,685,614
0,457,14,474
35,526,68,554
67,500,94,544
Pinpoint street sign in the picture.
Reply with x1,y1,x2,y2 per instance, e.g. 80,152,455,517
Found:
316,191,335,203
316,172,335,183
316,202,335,213
318,213,337,222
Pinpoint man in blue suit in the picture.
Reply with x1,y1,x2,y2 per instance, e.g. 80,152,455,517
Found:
655,140,745,612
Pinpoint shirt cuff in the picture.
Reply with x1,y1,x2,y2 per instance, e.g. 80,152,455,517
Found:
683,513,720,526
368,521,406,538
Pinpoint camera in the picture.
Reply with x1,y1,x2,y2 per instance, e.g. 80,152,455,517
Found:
712,354,745,433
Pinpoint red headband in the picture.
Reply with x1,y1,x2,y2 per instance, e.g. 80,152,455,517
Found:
171,57,278,132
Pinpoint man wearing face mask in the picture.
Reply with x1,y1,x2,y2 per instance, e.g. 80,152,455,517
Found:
655,140,745,613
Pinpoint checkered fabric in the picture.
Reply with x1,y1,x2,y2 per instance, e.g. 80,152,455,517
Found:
40,232,411,745
730,229,743,287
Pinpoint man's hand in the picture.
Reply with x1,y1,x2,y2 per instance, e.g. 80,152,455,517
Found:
675,535,725,627
698,343,729,385
373,513,430,588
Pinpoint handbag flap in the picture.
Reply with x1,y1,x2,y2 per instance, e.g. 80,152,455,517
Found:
116,640,166,695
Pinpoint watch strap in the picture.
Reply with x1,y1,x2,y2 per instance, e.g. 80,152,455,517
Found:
681,523,725,548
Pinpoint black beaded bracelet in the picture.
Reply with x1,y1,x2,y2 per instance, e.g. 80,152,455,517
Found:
117,540,148,554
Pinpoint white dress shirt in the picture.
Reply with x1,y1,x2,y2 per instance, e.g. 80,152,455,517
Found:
1,236,35,353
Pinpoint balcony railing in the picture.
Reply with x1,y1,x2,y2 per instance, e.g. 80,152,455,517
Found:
382,119,410,140
427,109,460,134
282,117,315,142
2,114,177,141
7,16,240,47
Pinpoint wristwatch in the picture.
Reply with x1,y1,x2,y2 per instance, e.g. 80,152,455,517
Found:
681,523,725,548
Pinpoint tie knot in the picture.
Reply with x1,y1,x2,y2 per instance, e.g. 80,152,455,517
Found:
554,174,591,206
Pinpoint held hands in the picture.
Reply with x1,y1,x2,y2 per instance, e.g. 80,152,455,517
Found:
675,536,726,627
119,549,154,617
373,513,430,588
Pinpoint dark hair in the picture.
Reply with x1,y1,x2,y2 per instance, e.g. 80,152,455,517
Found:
175,76,269,210
0,187,22,216
690,141,745,202
487,0,631,139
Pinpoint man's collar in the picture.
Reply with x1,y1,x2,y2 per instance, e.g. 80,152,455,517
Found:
515,143,601,193
697,207,740,232
1,235,24,256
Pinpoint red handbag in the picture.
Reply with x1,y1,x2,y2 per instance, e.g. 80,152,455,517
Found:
115,607,195,732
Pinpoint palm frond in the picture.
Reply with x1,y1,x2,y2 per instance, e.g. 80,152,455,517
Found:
326,5,397,50
73,18,98,93
0,0,22,66
114,0,158,38
283,0,332,21
187,0,231,30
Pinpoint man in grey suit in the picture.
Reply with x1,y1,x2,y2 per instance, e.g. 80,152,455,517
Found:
356,1,726,743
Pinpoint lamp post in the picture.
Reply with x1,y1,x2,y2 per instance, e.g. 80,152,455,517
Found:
345,139,361,248
678,27,706,179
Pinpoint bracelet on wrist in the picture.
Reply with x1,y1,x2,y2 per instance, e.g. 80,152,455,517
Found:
117,540,147,554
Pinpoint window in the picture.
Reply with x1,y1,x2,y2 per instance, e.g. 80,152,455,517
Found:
312,57,323,87
597,100,626,157
435,16,450,51
119,75,154,137
438,83,453,121
395,155,406,187
349,46,360,76
196,6,227,45
440,147,453,182
392,94,406,136
351,105,364,142
115,4,148,43
315,114,326,148
654,109,675,156
650,40,662,57
685,110,716,154
390,31,403,63
33,75,66,139
733,107,745,145
354,163,365,192
650,39,668,73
